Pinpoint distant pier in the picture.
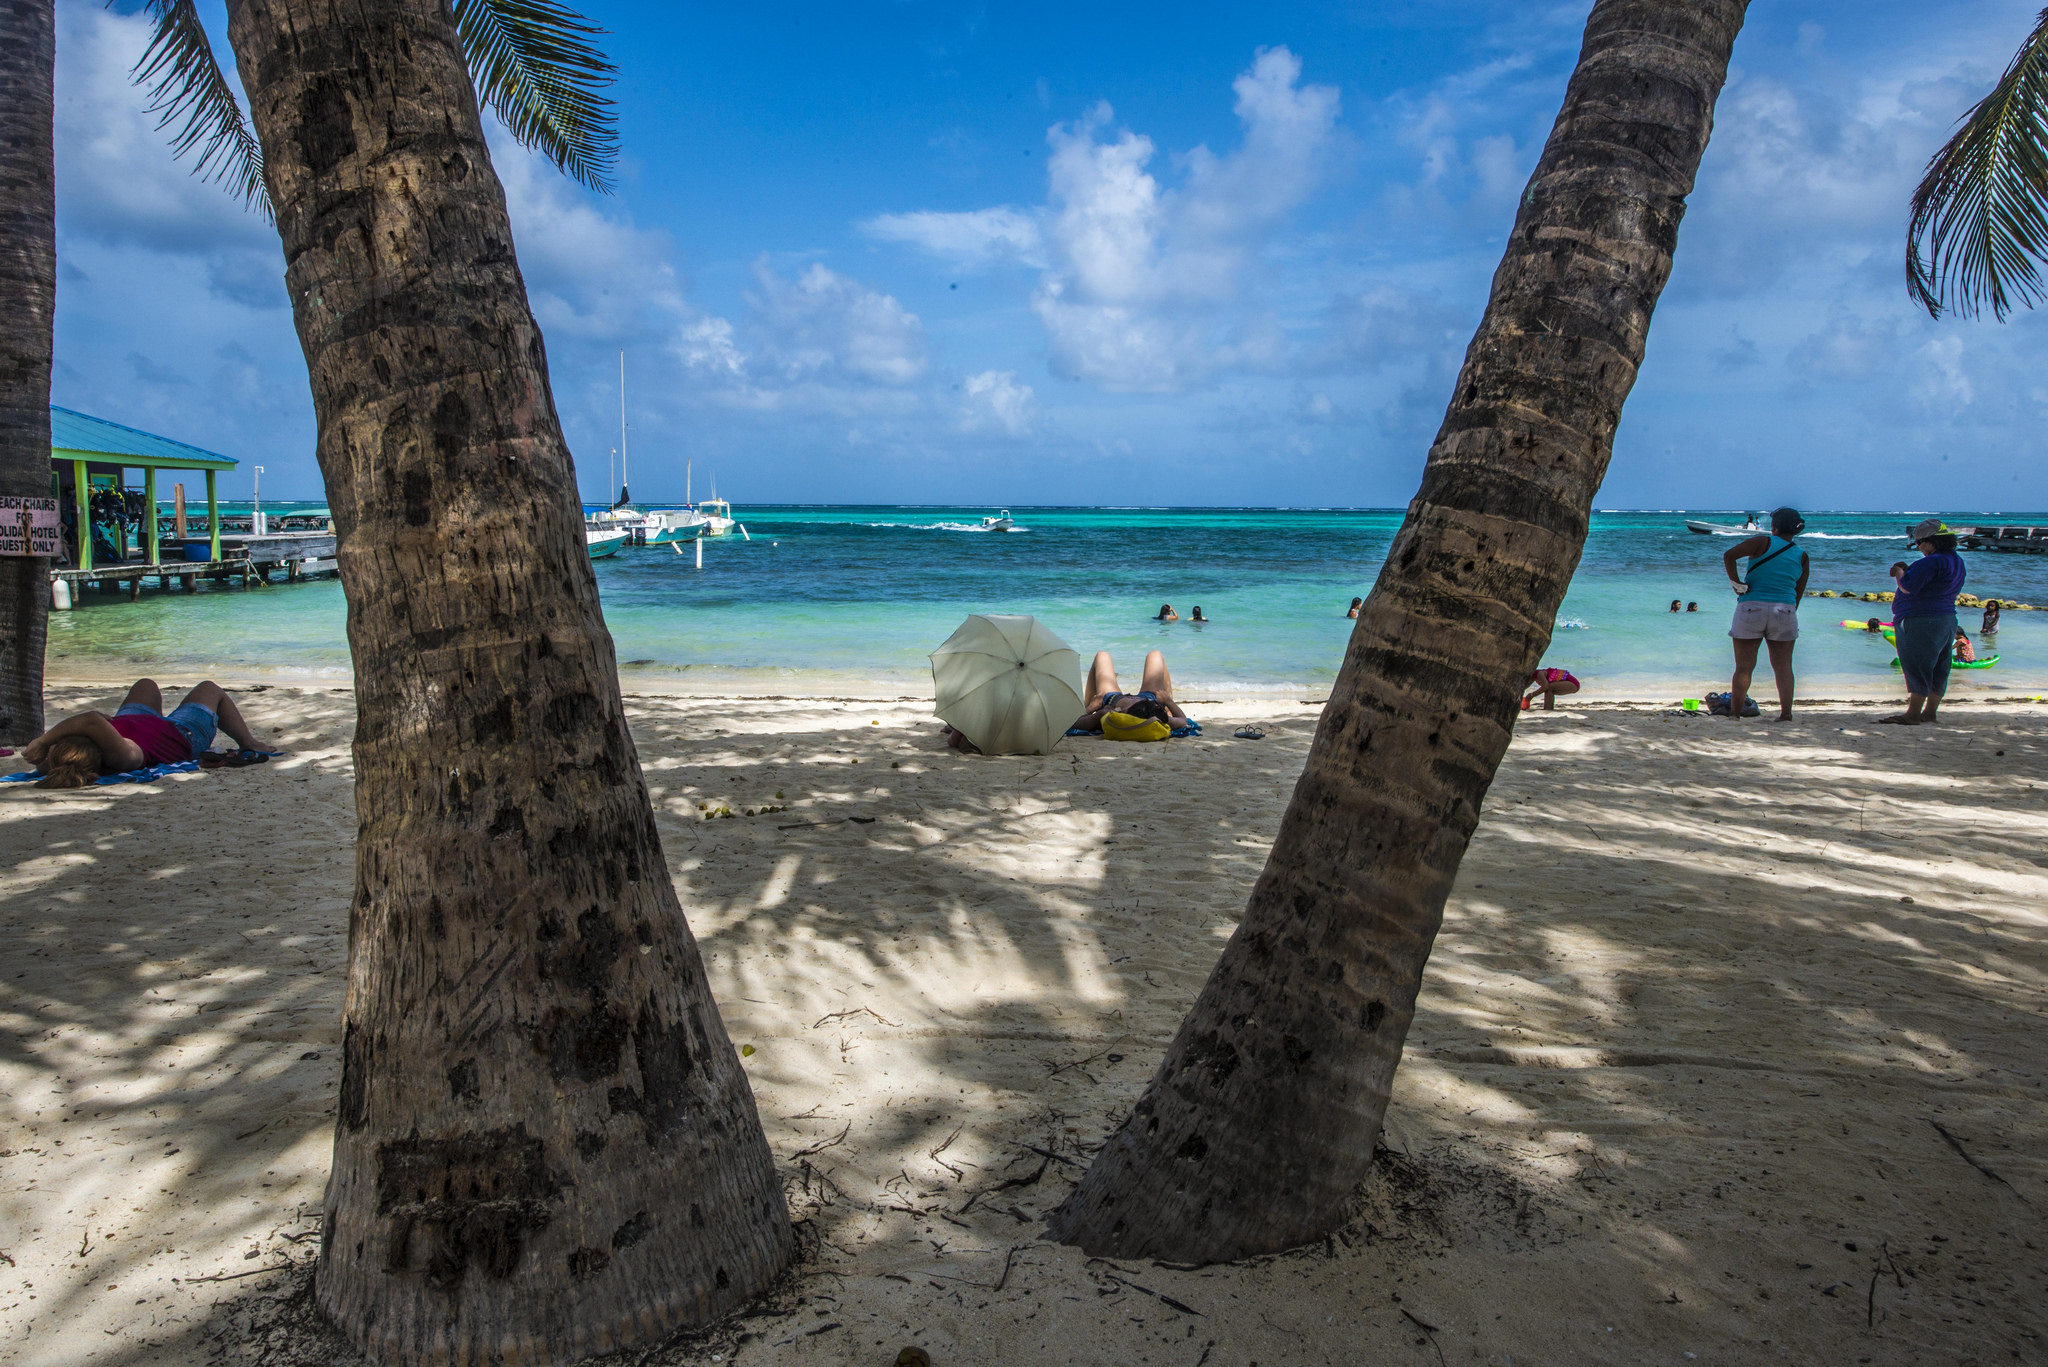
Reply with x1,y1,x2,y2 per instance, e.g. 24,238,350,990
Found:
1955,524,2048,555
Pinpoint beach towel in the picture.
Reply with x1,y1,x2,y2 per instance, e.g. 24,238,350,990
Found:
2,760,201,787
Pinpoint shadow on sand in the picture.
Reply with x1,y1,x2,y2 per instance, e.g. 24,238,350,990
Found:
3,696,2042,1364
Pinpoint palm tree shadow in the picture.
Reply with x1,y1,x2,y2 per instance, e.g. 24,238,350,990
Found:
42,698,2046,1363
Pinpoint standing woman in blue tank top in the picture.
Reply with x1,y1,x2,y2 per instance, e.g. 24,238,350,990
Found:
1721,507,1810,721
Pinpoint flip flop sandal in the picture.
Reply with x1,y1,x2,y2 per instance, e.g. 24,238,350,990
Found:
1233,726,1266,739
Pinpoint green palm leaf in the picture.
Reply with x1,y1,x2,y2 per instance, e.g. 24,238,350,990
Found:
1908,7,2048,321
453,0,619,193
126,0,617,207
130,0,271,218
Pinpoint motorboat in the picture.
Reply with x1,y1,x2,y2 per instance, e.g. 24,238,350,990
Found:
698,497,737,537
1684,513,1765,536
638,507,710,543
981,509,1015,531
586,526,629,558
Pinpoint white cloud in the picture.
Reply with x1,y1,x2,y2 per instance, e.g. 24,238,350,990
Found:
871,47,1341,392
860,207,1044,269
56,6,280,287
1912,335,1974,407
492,131,689,343
747,260,927,385
959,370,1036,435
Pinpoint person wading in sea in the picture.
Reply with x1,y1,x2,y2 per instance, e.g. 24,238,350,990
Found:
1881,519,1967,726
1722,507,1810,722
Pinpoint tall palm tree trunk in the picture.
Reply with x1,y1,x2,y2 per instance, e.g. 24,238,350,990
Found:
0,0,54,745
1048,0,1750,1263
221,0,789,1359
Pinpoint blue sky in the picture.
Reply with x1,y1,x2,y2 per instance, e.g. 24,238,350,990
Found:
51,0,2048,508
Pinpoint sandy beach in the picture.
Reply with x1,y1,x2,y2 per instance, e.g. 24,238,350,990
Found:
1,683,2043,1367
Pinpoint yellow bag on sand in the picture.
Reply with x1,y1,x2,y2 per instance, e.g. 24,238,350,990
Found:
1101,710,1171,743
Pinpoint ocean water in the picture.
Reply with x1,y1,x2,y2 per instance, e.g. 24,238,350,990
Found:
45,505,2048,700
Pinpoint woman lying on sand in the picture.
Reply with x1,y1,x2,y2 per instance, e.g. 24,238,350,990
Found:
20,679,275,788
1069,650,1195,734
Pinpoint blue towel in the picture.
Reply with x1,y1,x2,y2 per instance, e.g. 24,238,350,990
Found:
3,760,201,786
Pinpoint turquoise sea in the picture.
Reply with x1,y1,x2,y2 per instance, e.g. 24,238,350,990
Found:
44,506,2048,700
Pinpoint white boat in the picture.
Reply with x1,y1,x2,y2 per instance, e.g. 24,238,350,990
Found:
1685,514,1765,536
586,526,629,558
698,497,737,537
981,509,1015,531
638,507,709,543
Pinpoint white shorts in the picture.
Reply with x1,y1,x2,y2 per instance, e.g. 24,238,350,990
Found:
1730,600,1799,642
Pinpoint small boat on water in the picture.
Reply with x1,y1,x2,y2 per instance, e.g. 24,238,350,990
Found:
586,526,629,558
698,497,737,537
1685,513,1765,536
981,510,1015,531
638,507,709,543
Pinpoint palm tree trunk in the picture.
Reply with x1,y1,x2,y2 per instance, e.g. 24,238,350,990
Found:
0,0,54,745
1047,0,1750,1263
220,0,789,1359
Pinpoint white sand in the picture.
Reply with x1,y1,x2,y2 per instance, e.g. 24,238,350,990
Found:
2,685,2044,1366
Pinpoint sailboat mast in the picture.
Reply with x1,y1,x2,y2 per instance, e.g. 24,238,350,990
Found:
618,350,629,498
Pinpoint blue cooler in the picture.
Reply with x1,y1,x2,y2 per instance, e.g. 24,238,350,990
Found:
181,542,213,562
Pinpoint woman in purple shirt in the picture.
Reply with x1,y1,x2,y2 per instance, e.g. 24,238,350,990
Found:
1881,518,1967,726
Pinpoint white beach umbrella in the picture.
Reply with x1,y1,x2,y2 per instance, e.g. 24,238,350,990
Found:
930,614,1084,756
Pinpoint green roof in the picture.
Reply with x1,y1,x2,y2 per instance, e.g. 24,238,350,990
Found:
50,405,239,471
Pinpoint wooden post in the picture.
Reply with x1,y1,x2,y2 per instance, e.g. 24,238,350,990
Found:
205,469,220,563
73,459,89,571
127,575,140,602
145,466,159,565
174,482,187,540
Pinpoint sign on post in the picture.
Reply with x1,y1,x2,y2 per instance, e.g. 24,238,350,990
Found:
0,497,60,557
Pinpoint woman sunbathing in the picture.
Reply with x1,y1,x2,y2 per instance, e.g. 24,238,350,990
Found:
1069,650,1195,733
19,679,275,789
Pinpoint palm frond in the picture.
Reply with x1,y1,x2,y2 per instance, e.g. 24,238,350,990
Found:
128,0,271,219
453,0,619,193
1908,7,2048,320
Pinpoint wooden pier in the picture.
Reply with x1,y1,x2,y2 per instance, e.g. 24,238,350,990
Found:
1955,525,2048,555
51,531,337,603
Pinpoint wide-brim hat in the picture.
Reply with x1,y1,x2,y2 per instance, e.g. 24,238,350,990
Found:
1907,518,1951,542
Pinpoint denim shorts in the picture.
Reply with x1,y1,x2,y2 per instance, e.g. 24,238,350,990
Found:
117,700,219,757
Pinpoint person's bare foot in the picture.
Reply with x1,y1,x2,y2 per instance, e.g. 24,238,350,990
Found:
1876,713,1921,725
